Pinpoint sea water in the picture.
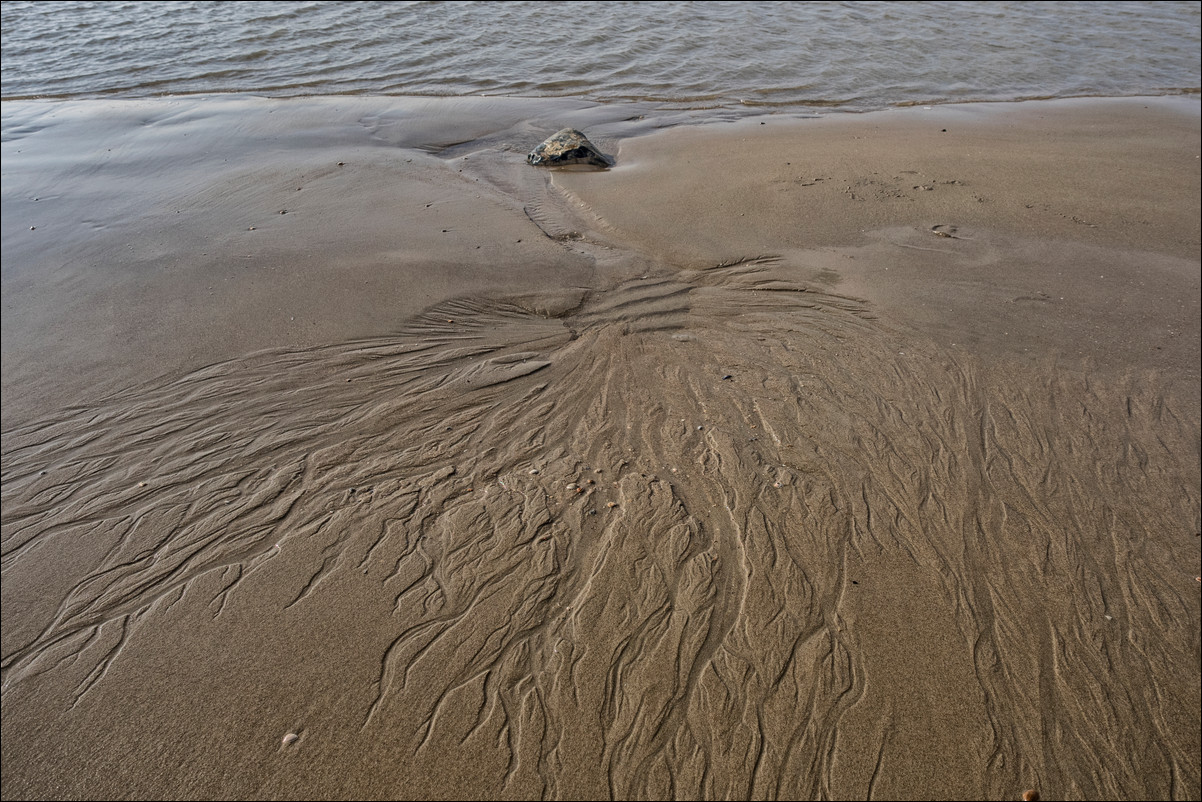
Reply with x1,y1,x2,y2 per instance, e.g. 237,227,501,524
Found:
2,1,1198,111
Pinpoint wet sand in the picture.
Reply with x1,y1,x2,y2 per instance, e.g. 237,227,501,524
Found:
1,95,1199,801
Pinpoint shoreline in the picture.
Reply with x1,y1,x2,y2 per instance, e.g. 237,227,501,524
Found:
2,94,1199,801
5,85,1199,108
3,94,1198,426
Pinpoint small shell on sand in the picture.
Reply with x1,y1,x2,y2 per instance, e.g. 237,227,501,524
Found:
282,733,299,746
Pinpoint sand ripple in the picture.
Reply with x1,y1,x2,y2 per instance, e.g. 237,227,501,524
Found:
2,257,1198,799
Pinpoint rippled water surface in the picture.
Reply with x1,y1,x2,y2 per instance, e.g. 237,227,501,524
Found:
2,1,1199,109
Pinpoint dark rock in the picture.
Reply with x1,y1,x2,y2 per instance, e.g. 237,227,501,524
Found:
527,128,612,168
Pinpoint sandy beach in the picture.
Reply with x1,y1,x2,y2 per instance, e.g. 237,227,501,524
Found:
1,95,1199,800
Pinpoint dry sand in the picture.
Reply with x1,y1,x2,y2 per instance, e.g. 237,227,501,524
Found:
1,95,1199,800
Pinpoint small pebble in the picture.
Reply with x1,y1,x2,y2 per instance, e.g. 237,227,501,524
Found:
282,733,299,746
607,501,617,508
566,483,579,491
528,469,539,475
1022,791,1040,802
